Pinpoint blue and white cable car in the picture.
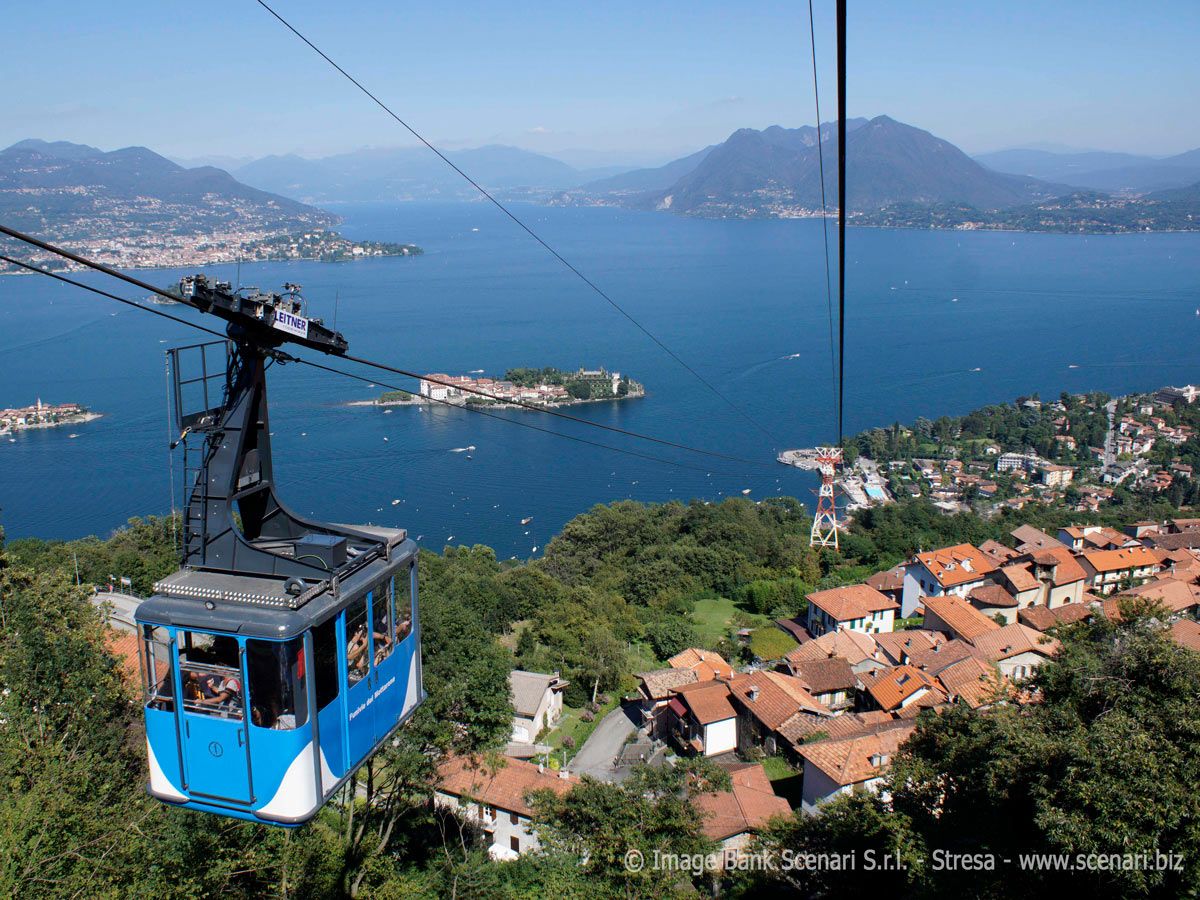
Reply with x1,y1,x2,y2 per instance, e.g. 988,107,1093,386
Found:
134,276,424,825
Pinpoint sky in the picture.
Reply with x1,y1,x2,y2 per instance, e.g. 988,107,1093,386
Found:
4,0,1200,166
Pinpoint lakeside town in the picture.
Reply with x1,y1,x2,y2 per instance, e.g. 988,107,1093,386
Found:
782,382,1200,522
357,365,645,409
420,512,1200,864
0,228,420,275
0,399,98,434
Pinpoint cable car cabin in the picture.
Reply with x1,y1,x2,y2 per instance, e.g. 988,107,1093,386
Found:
134,530,423,825
133,279,430,825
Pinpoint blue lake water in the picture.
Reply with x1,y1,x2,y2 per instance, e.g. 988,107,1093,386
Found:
1,201,1199,556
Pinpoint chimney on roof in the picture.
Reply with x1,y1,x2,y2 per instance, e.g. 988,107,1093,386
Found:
538,762,544,774
748,685,760,702
559,768,570,779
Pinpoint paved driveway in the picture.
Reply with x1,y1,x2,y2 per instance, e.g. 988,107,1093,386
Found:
570,702,640,781
91,591,142,632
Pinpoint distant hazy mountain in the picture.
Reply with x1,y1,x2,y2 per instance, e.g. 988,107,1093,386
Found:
974,148,1158,180
0,139,336,239
581,145,718,193
977,146,1200,194
233,144,606,202
599,116,1063,217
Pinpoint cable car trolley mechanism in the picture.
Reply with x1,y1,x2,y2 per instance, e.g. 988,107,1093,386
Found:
135,275,424,826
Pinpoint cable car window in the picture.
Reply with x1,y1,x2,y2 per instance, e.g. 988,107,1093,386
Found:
178,630,243,720
140,625,174,712
371,580,393,664
313,616,340,711
247,637,309,730
393,563,413,642
346,596,369,684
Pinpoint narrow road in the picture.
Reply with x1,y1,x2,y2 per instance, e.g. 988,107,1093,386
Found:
1102,398,1118,467
90,591,142,632
570,702,639,782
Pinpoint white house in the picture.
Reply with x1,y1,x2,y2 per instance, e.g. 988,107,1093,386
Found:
797,722,916,814
901,543,999,617
969,623,1061,680
805,584,898,637
1077,547,1161,594
668,680,739,757
436,755,579,859
508,670,568,743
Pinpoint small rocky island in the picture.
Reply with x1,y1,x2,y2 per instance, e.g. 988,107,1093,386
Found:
356,366,645,409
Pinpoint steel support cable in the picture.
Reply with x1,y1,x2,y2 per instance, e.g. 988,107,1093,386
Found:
808,0,837,427
836,0,847,442
340,353,777,467
252,0,785,446
0,251,775,479
0,224,773,468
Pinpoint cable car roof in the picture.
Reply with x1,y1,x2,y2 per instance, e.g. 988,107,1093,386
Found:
136,530,417,640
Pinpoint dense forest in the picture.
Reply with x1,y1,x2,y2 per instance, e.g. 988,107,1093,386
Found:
2,491,1199,897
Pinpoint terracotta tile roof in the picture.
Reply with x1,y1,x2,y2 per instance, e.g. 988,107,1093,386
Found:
1031,545,1088,585
999,563,1041,594
728,672,830,730
668,648,734,679
798,722,917,787
104,629,143,686
805,584,898,621
694,763,791,840
872,629,944,665
1171,619,1200,653
980,539,1021,563
936,656,1002,707
776,709,895,746
785,629,878,666
1080,546,1160,574
674,681,738,725
968,583,1019,609
1010,525,1066,553
866,565,905,593
1143,532,1200,551
787,657,856,695
914,543,998,588
923,594,1003,642
906,638,982,674
859,665,941,711
437,755,578,817
638,667,699,700
1121,578,1200,614
970,623,1061,661
774,617,813,643
1018,603,1090,631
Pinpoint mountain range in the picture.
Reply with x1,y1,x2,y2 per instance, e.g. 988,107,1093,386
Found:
0,138,335,241
976,147,1200,194
560,116,1071,218
229,146,627,203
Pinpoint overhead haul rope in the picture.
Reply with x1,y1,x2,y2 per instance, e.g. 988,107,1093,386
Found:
252,0,785,446
0,224,774,468
808,0,837,428
0,249,777,479
836,0,848,441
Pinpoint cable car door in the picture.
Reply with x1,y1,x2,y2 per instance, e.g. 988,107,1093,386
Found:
177,631,253,804
344,595,375,764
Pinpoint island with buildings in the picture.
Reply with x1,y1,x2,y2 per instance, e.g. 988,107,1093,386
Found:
358,366,644,409
1,399,99,434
